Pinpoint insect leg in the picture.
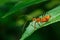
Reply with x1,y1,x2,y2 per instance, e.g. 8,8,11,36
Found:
34,21,37,30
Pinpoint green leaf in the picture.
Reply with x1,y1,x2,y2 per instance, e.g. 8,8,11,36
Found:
1,0,46,18
20,5,60,40
25,30,43,40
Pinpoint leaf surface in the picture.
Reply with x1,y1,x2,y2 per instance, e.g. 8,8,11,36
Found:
20,5,60,40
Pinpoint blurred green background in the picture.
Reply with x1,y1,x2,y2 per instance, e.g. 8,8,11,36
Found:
0,0,60,40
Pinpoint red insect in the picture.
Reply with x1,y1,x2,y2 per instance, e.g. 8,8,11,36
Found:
32,15,51,22
32,15,51,29
23,15,51,30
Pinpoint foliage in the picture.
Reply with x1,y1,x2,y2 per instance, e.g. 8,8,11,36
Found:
20,5,60,40
0,0,60,40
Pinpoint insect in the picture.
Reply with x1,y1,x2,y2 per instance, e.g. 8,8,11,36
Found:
32,15,51,22
32,15,51,29
22,15,51,31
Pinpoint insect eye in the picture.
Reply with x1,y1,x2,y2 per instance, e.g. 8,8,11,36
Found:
32,18,36,21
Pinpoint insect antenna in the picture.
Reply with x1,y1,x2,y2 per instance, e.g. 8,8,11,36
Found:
22,20,28,33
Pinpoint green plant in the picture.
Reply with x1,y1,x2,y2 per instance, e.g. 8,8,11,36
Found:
0,0,60,40
20,5,60,40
